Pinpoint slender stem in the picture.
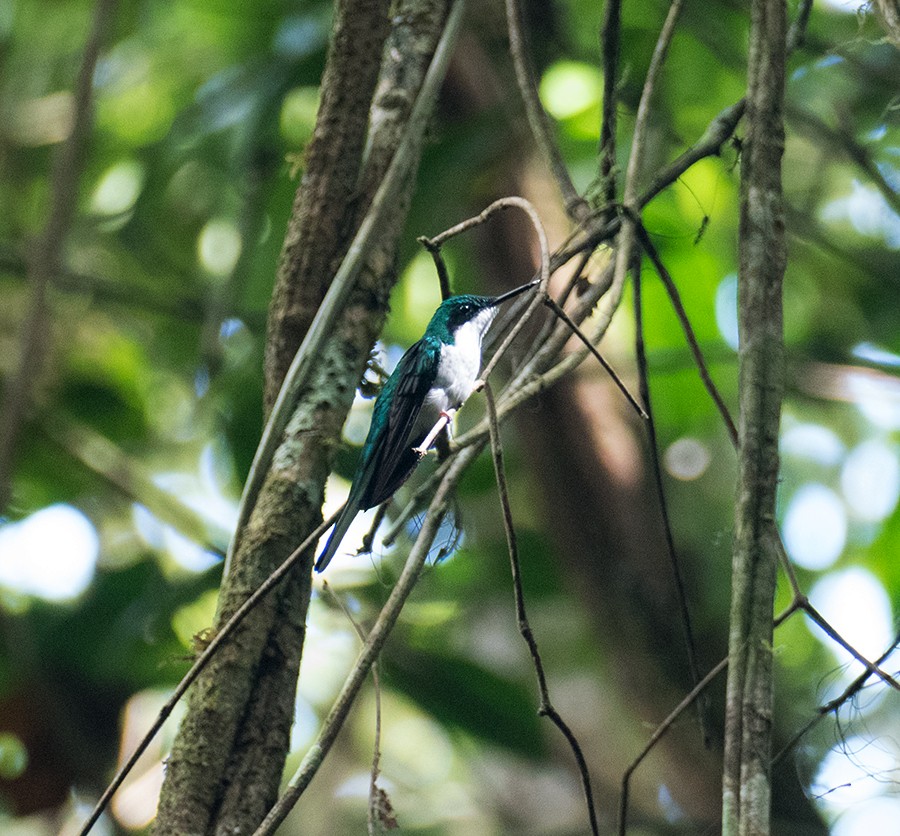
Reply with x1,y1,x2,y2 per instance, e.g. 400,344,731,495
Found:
618,657,728,836
542,295,647,420
628,215,739,446
772,631,900,767
722,0,788,828
323,582,388,836
598,0,623,211
632,263,711,750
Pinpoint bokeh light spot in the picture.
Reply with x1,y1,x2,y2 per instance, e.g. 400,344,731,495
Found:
198,218,242,277
91,159,145,216
715,273,739,350
0,732,28,779
279,86,319,147
664,437,711,480
539,61,603,120
0,504,99,601
841,440,900,522
781,423,845,466
809,568,892,667
782,484,846,570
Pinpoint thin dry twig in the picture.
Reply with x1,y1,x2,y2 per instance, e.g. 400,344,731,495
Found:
484,383,600,836
598,0,623,211
801,601,900,691
628,214,739,446
542,294,647,419
323,582,392,835
617,657,728,836
772,631,900,767
504,0,589,221
416,235,453,300
607,0,686,460
633,264,711,749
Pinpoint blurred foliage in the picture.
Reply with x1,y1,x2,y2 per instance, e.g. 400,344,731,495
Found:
0,0,898,834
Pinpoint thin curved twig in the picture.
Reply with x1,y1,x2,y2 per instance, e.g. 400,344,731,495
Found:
617,657,728,836
484,383,600,836
323,582,390,835
627,213,739,446
772,631,900,767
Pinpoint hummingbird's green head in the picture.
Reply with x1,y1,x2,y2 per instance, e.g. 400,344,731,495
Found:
427,280,538,342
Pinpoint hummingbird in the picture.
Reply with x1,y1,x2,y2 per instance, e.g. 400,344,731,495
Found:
315,279,538,572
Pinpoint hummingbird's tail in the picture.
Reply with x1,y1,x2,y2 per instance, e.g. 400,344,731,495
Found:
314,501,358,572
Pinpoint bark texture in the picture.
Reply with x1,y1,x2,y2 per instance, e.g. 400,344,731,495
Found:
154,2,452,833
721,0,787,833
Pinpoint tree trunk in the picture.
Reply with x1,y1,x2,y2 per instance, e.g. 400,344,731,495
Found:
153,2,453,833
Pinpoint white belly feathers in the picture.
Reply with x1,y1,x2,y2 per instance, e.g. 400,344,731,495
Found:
412,312,491,439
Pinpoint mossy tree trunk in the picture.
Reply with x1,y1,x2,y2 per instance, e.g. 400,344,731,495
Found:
153,2,453,833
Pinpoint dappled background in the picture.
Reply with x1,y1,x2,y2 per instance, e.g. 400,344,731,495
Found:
1,0,899,833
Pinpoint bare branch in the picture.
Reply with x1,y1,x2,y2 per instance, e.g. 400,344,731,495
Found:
416,234,453,300
801,601,900,691
722,0,788,827
542,294,647,420
598,0,623,211
612,0,685,300
632,263,711,750
322,583,391,835
618,657,728,836
772,631,900,767
628,215,739,446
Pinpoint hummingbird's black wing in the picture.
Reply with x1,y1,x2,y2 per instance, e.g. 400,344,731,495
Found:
315,337,439,572
357,336,440,509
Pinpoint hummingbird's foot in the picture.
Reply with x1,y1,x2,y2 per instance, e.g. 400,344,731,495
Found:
472,378,485,392
413,409,456,457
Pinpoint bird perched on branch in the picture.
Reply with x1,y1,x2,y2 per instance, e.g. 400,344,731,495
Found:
315,279,538,571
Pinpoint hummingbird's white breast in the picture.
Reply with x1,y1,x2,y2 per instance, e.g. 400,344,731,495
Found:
415,307,496,436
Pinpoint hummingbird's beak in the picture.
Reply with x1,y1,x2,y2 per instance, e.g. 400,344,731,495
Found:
490,278,540,307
